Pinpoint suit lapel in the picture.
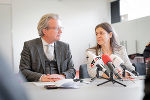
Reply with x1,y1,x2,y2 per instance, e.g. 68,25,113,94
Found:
55,41,61,73
36,38,46,73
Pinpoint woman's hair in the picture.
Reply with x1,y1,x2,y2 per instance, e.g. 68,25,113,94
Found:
37,13,60,37
92,22,121,56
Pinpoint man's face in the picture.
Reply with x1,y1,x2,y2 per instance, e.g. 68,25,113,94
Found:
43,19,62,43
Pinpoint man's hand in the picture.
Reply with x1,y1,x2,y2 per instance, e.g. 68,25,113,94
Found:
40,74,65,82
40,75,55,82
48,74,65,81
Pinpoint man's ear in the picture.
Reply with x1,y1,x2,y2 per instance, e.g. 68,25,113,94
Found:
109,32,112,38
42,29,47,35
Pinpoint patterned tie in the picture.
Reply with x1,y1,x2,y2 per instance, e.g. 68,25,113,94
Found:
46,44,54,61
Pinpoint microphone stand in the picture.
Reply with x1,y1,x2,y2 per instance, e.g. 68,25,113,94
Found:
97,68,126,87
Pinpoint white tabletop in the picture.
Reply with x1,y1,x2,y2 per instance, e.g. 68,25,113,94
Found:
24,78,145,100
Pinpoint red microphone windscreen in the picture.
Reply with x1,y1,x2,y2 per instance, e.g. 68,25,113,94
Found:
101,54,112,64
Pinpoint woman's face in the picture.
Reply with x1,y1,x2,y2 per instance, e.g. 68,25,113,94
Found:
95,27,112,46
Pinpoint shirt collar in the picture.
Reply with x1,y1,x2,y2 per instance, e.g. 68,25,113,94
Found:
41,38,54,47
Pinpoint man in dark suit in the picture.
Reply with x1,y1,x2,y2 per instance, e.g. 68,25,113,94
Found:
19,13,76,82
143,42,150,100
143,61,150,100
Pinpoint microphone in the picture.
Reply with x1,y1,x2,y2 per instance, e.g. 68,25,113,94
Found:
101,54,122,79
120,64,138,76
110,54,139,76
86,51,109,77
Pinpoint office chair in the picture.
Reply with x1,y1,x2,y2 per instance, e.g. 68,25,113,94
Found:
133,63,146,75
79,64,90,79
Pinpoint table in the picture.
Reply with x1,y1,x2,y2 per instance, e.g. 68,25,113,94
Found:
24,78,145,100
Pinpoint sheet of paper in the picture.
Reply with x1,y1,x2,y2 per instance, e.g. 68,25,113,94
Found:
33,79,79,88
33,82,55,86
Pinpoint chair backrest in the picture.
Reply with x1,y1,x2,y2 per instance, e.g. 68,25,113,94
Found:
134,63,146,75
79,64,90,79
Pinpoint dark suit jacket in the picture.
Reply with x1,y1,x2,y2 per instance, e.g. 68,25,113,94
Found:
0,54,28,100
143,61,150,100
19,38,76,81
143,44,150,58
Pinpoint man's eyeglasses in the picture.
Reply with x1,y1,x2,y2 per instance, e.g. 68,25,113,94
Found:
45,26,64,31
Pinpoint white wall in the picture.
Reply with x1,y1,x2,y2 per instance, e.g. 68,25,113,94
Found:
12,0,110,73
0,0,11,4
0,2,13,69
112,16,150,55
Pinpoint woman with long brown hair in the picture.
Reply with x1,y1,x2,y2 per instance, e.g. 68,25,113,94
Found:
86,22,135,78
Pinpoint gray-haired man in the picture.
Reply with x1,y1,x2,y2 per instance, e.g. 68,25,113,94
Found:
19,13,76,82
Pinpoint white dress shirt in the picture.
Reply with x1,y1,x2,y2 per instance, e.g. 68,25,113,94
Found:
41,38,54,61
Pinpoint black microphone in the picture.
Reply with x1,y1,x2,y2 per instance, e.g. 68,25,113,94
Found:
102,54,122,79
120,64,139,76
96,64,109,77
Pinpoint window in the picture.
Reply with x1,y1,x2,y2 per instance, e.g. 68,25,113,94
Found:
120,0,150,21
